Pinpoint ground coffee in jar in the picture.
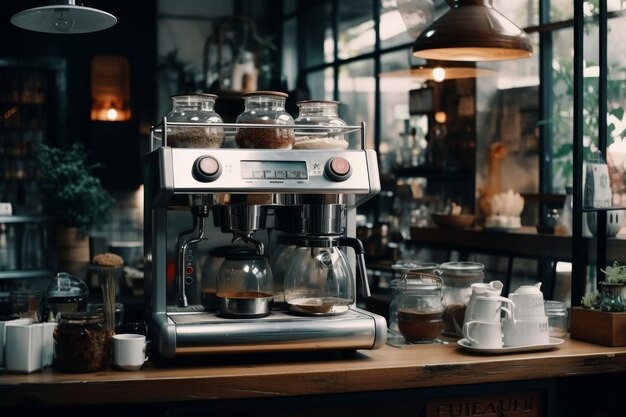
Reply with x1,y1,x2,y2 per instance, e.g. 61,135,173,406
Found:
164,94,225,148
390,272,444,344
235,91,295,149
54,311,113,373
436,262,485,338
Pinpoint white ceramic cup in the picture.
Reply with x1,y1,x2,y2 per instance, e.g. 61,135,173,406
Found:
113,334,148,371
509,284,545,319
465,295,514,324
462,320,503,349
502,316,550,347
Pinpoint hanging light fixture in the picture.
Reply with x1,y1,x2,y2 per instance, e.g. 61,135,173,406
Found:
412,0,532,62
379,60,496,82
11,0,117,34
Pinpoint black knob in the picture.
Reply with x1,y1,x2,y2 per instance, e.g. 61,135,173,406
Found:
324,157,352,182
193,156,221,182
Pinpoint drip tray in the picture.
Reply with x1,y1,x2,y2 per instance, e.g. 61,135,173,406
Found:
161,307,387,354
169,308,365,324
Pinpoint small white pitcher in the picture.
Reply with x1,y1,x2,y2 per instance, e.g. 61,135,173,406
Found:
464,280,504,325
509,282,545,320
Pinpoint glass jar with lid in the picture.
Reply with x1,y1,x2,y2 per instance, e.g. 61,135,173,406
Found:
435,261,485,337
544,300,568,337
164,93,225,148
294,100,349,150
388,261,439,334
390,272,444,344
54,311,113,373
45,272,89,321
235,91,296,149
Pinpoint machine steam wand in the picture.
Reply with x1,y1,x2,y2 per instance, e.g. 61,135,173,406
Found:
178,205,209,307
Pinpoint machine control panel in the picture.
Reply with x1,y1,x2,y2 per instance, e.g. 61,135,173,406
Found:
168,148,377,194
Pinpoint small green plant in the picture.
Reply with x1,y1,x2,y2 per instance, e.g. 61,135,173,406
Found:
34,143,115,234
581,291,601,309
600,261,626,284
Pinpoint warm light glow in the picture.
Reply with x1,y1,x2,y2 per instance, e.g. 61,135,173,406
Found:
432,67,446,82
90,55,131,122
107,108,118,121
435,112,447,124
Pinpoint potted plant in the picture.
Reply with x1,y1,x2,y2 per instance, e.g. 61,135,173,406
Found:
570,261,626,346
34,143,115,277
598,262,626,312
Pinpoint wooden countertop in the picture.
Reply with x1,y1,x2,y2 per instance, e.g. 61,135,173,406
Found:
2,337,626,407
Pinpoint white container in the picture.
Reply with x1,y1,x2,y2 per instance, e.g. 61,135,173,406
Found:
6,320,43,373
0,318,33,367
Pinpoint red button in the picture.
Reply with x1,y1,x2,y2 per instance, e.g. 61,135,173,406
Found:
330,158,350,176
186,266,193,275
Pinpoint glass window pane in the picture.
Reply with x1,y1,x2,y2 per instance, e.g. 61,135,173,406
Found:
475,32,540,200
306,68,334,102
550,24,600,192
339,59,375,149
606,14,626,204
392,0,435,41
380,0,416,49
282,18,298,91
379,49,427,175
338,0,374,60
493,0,539,28
283,0,297,15
550,0,573,22
609,0,626,12
303,2,334,67
550,28,574,192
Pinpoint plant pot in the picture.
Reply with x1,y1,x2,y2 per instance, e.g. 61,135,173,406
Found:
55,227,90,279
599,282,625,312
570,306,626,346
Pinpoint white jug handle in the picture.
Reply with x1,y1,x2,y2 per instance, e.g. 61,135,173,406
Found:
501,306,513,320
495,295,515,306
462,321,477,344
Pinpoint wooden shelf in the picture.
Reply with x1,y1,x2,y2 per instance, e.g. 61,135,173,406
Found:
392,165,471,180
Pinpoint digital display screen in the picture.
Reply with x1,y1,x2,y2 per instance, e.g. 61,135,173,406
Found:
241,160,308,180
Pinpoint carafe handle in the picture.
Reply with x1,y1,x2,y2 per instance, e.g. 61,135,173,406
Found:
339,237,370,298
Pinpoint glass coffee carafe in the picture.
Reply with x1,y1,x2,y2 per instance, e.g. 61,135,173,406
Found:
284,236,365,315
216,252,273,318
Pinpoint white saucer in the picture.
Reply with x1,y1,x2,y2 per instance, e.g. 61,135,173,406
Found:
457,337,564,354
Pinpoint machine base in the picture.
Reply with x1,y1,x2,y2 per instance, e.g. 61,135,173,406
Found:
149,306,387,357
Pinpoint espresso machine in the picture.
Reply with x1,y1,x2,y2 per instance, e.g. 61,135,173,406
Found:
144,120,387,358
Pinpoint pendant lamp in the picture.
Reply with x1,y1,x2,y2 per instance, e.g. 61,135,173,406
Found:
11,0,117,34
412,0,532,62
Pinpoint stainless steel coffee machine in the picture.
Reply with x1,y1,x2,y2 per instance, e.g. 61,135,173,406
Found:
144,120,387,358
